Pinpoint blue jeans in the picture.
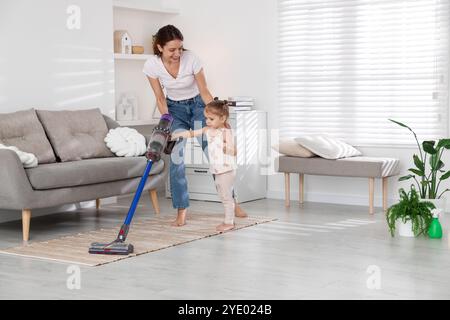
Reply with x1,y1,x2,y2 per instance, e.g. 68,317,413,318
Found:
168,95,208,209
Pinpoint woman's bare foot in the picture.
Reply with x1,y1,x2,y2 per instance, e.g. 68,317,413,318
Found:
172,208,187,227
234,203,248,218
216,223,235,232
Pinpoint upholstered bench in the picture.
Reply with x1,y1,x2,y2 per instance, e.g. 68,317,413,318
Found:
276,156,400,214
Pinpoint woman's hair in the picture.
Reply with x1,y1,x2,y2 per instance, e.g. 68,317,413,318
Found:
205,98,231,128
153,25,184,56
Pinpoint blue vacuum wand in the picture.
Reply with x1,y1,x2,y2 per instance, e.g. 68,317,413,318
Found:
89,114,174,255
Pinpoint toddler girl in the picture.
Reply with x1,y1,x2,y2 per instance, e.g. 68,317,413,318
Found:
171,98,237,232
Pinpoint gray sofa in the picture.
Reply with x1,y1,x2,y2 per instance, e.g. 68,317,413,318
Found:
0,108,167,241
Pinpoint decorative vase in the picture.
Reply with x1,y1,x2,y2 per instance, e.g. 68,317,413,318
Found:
116,93,138,121
398,220,415,237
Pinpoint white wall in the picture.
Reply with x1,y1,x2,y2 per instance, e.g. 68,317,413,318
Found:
166,0,450,209
163,0,277,106
258,2,450,209
0,0,447,223
0,0,116,222
0,0,115,117
113,6,166,121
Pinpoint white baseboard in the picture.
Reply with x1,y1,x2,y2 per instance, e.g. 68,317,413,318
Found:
266,189,395,208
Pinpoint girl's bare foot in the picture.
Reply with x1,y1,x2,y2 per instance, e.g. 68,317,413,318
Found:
234,203,248,218
216,223,235,232
172,208,187,227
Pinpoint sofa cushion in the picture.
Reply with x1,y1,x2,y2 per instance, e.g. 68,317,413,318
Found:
105,127,147,157
25,157,165,190
36,108,114,162
0,109,56,164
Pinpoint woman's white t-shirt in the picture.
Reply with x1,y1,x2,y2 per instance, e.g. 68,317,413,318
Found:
142,50,203,101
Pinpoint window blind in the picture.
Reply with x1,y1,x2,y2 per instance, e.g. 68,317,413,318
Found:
278,0,450,146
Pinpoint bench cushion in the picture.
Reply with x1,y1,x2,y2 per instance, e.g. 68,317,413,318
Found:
26,157,165,190
277,156,400,178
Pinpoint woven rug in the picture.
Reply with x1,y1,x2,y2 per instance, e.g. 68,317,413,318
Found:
0,213,275,267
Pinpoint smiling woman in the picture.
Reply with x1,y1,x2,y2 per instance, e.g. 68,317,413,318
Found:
143,25,212,226
142,24,247,227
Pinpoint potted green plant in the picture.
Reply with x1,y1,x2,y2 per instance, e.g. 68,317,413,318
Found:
386,186,435,237
389,119,450,211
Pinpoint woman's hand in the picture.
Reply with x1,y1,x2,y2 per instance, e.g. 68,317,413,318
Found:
194,70,213,105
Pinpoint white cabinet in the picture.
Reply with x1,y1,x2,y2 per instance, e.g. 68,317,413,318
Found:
166,110,268,203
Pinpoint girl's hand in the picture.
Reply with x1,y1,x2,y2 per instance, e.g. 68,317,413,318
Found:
171,130,193,140
171,132,181,141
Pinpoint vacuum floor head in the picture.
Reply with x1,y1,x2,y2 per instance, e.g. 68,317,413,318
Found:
89,241,134,255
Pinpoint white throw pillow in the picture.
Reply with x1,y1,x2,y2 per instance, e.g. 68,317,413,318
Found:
0,143,38,168
104,127,147,157
294,135,361,159
271,137,315,158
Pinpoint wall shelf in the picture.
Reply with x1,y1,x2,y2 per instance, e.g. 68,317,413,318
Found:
113,1,172,126
113,1,179,14
114,53,152,60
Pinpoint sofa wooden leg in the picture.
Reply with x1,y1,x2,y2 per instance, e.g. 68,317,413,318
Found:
149,189,160,215
369,178,375,214
22,209,31,242
96,198,100,210
285,173,290,207
299,173,304,204
382,177,388,212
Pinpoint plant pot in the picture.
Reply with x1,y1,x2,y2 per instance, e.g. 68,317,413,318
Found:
398,220,415,237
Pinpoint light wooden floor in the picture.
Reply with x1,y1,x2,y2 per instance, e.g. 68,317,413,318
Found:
0,195,449,300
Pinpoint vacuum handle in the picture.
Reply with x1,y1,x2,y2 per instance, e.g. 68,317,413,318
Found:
117,160,153,242
164,139,176,154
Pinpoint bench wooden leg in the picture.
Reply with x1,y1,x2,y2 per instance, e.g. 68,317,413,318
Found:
96,198,100,210
285,173,290,207
299,173,304,204
22,209,31,242
149,189,160,215
382,177,388,212
369,178,375,214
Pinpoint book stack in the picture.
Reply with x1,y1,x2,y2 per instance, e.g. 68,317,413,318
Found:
227,96,254,112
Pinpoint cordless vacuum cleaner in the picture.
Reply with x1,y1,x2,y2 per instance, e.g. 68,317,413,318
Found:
89,114,175,255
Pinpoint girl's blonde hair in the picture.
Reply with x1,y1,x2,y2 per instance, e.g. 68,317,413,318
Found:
205,97,230,128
